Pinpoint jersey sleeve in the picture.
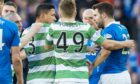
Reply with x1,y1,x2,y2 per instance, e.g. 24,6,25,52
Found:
103,28,115,40
87,27,106,45
11,23,20,46
46,26,53,45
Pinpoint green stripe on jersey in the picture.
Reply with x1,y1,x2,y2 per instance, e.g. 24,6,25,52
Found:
24,46,51,55
55,70,88,79
33,33,47,41
96,36,106,45
29,57,55,68
54,45,87,53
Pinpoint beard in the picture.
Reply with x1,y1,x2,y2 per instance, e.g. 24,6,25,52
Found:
97,21,104,28
96,16,104,28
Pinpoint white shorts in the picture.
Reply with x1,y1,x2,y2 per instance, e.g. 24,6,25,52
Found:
98,70,131,84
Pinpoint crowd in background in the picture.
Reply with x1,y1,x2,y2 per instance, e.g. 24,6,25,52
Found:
4,0,140,83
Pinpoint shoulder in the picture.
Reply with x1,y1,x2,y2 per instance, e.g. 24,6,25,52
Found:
0,18,18,32
0,18,17,27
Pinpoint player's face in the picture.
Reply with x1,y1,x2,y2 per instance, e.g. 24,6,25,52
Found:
82,12,94,25
93,9,104,28
43,9,56,23
14,15,22,32
2,5,16,17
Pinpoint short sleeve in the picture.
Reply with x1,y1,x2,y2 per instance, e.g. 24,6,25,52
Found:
11,23,20,46
90,30,106,45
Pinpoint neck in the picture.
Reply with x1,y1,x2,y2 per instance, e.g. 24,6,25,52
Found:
60,17,75,22
104,18,115,27
35,19,41,23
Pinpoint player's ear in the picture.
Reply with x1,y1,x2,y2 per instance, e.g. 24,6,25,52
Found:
41,13,46,18
102,13,107,19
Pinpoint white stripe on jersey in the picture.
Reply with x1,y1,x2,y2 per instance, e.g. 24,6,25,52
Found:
54,52,86,60
38,27,49,33
51,23,90,31
28,51,54,61
56,65,88,72
27,79,54,84
55,78,88,83
28,64,56,73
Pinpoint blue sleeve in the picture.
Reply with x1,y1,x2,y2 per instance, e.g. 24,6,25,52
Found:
11,23,20,46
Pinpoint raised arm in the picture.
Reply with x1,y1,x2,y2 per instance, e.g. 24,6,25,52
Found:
20,23,43,48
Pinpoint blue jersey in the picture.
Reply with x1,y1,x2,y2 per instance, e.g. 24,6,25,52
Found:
0,18,20,84
86,39,104,84
102,22,130,74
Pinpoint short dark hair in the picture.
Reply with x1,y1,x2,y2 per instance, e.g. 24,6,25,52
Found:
92,2,114,18
35,3,54,18
4,1,17,10
59,0,76,18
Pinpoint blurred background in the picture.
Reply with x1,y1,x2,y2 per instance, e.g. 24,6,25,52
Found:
4,0,140,84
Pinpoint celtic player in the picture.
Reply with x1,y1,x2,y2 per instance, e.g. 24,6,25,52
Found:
22,3,56,84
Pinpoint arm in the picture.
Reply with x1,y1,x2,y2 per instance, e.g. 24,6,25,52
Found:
101,39,135,50
20,49,27,60
86,61,93,76
93,48,111,68
88,48,110,76
89,26,135,50
20,23,43,48
45,27,54,50
11,46,23,84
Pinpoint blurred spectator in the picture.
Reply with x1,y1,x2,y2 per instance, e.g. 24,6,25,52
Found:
2,1,17,17
4,12,22,33
128,49,138,84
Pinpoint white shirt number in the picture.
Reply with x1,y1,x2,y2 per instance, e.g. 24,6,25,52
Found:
0,29,4,50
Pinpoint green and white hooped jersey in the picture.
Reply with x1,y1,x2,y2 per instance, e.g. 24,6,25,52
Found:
23,23,55,84
46,21,105,83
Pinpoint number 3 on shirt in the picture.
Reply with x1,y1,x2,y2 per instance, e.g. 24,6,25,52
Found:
0,29,4,51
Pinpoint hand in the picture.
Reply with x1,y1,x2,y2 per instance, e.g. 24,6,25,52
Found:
87,44,100,53
17,80,24,84
87,18,99,30
86,61,93,76
88,64,93,76
125,40,136,49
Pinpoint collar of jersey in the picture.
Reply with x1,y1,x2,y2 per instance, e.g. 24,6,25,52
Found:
105,21,120,28
58,19,76,23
